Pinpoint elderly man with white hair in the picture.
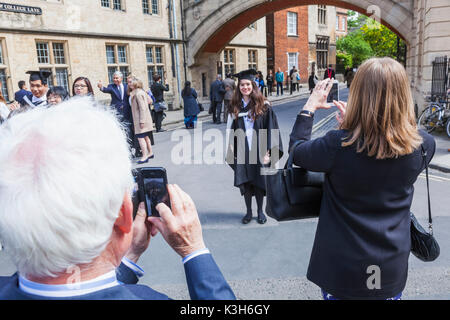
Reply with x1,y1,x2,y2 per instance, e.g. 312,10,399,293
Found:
0,98,235,300
97,71,131,120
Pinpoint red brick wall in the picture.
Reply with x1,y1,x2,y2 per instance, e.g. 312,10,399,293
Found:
267,7,309,84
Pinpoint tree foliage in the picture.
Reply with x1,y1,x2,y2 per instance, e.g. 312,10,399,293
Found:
337,11,405,67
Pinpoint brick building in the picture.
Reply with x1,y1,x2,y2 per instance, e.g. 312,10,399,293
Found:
266,7,309,87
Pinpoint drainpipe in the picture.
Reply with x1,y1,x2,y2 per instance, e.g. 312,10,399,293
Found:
169,0,182,108
180,0,188,83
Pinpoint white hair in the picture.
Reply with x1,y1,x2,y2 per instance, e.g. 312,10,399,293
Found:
113,71,123,79
0,97,133,278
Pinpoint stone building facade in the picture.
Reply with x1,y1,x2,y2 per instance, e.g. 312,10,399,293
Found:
0,0,185,109
308,5,337,80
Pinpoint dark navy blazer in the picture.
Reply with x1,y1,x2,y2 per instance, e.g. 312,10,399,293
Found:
100,83,131,121
289,114,435,300
14,89,31,104
0,254,236,300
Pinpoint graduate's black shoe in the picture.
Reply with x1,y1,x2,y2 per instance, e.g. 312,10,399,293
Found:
242,213,252,224
257,214,267,224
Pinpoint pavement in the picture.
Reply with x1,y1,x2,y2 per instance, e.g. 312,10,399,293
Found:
161,83,450,173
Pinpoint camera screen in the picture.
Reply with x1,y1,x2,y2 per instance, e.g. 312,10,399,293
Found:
327,81,339,103
143,177,169,216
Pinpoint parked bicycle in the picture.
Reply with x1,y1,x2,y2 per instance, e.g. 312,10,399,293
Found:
417,92,450,138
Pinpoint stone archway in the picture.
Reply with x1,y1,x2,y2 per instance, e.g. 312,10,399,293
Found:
184,0,413,67
182,0,450,111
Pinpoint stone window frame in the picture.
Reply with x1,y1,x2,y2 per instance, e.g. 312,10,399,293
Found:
146,45,165,87
248,49,258,70
318,5,327,25
105,43,130,83
100,0,125,12
223,48,235,76
316,36,329,70
143,0,160,15
287,11,298,36
35,40,71,92
0,39,11,101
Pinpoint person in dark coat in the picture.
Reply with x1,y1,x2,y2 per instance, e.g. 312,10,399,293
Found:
323,64,336,80
151,74,170,132
226,69,283,225
289,58,435,300
181,81,200,129
14,81,31,105
209,75,226,124
308,70,318,94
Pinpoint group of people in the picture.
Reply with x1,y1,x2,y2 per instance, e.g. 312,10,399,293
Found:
0,70,173,164
0,57,438,301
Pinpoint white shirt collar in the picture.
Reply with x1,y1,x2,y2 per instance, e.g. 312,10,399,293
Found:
18,270,120,298
32,95,47,103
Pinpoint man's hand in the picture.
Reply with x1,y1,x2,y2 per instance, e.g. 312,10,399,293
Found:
97,81,103,90
125,202,157,263
148,184,206,258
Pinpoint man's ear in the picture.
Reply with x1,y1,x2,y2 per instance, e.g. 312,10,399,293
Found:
115,192,133,234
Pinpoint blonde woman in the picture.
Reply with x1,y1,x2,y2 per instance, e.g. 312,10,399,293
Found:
129,77,154,164
289,58,435,300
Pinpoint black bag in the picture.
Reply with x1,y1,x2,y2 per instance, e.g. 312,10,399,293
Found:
410,146,440,262
265,140,324,221
197,99,204,112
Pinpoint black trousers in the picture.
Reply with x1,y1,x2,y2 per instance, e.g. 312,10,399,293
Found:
211,100,223,123
154,111,164,131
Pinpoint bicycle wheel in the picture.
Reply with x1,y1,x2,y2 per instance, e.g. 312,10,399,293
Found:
418,105,440,133
446,118,450,138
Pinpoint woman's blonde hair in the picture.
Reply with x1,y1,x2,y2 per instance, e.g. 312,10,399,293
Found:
128,76,144,95
340,57,422,159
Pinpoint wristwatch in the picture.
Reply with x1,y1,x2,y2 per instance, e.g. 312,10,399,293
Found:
299,110,314,117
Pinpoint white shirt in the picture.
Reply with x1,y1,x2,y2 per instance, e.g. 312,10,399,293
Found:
242,99,255,150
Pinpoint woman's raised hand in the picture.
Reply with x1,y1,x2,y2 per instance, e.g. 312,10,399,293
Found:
303,78,334,113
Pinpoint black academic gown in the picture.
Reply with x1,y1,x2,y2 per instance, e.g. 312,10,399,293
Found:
226,103,283,196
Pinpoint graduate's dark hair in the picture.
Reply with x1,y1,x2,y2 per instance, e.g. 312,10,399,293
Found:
47,86,69,101
231,79,267,121
18,81,26,90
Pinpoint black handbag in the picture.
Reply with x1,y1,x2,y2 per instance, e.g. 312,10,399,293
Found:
265,140,324,221
410,146,440,262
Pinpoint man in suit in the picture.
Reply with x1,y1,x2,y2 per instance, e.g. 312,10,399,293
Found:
97,71,131,122
0,98,236,300
209,75,226,124
222,73,236,122
14,80,31,105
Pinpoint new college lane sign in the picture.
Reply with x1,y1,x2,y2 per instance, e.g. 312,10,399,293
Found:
0,3,42,15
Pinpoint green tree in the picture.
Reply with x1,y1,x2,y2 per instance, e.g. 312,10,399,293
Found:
338,11,406,66
336,30,373,66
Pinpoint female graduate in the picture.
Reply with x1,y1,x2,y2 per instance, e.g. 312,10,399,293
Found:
226,69,283,225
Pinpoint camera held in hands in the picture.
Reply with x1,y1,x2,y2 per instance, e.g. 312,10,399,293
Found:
132,167,171,218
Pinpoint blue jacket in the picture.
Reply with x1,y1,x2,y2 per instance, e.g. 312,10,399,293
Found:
275,72,284,83
100,83,131,121
182,88,200,118
14,89,31,104
0,254,236,300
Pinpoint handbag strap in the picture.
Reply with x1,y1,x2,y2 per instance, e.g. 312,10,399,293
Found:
287,139,307,169
421,144,433,235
